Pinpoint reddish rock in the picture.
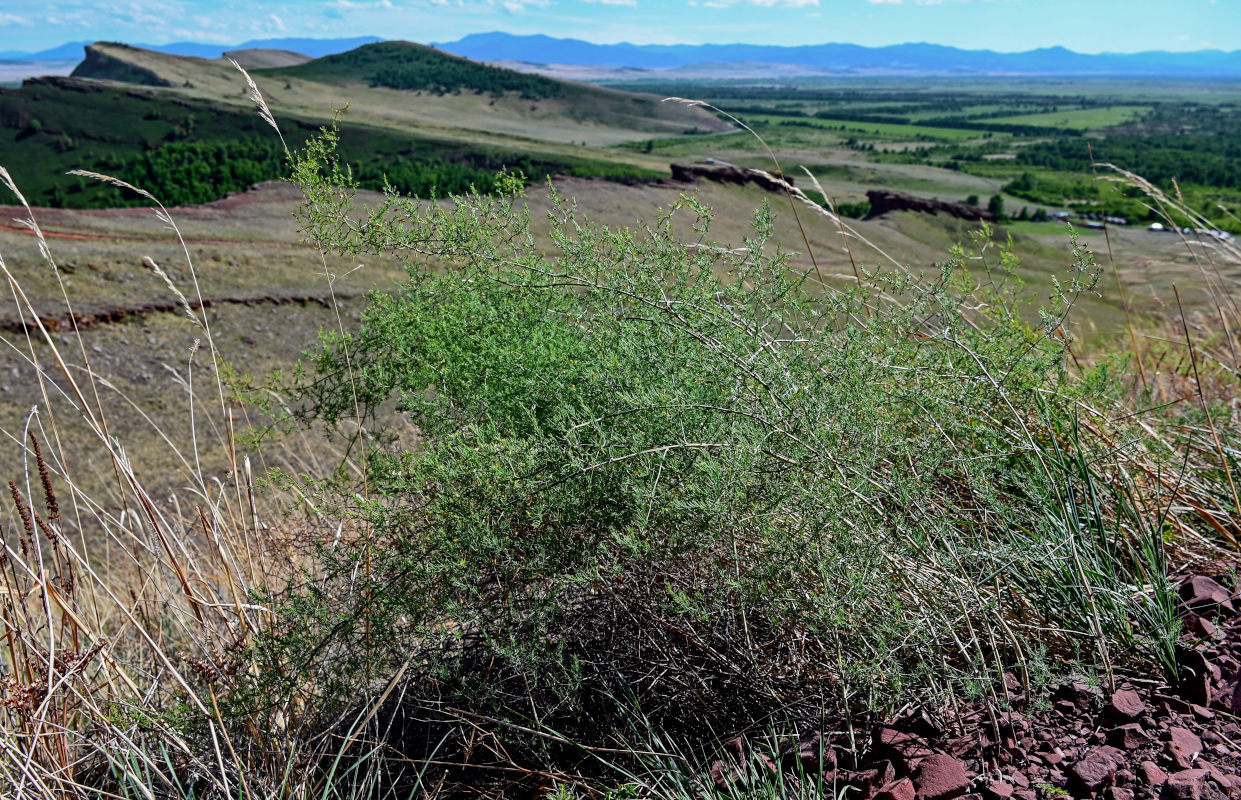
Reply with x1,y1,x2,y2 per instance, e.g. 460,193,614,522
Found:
1180,577,1235,615
1187,615,1219,639
1062,681,1103,705
895,709,943,740
711,756,775,791
1168,728,1204,770
782,731,834,776
1157,692,1193,708
1225,682,1241,715
1070,746,1124,793
945,736,975,758
1164,769,1210,800
1142,762,1171,789
982,781,1015,800
866,189,997,223
1108,690,1149,722
1180,650,1216,707
710,738,775,791
1110,724,1152,750
1209,773,1241,800
709,759,736,790
877,778,918,800
914,754,972,800
1198,763,1234,790
846,766,895,800
671,163,795,193
1109,789,1135,800
870,763,898,788
875,726,935,769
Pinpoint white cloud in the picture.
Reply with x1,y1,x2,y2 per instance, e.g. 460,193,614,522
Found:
330,0,396,10
169,27,240,43
0,13,31,26
696,0,819,7
488,0,549,12
866,0,1012,3
583,0,639,6
43,12,90,27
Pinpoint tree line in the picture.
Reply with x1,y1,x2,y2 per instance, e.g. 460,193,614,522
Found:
103,138,657,208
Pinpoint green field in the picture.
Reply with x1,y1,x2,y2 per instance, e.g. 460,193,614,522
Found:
776,115,997,141
985,104,1151,129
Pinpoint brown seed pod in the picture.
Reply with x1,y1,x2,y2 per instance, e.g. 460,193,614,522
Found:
8,481,34,541
28,433,59,521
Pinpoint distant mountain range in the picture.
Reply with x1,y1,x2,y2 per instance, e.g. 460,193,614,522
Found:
435,33,1241,77
5,32,1241,77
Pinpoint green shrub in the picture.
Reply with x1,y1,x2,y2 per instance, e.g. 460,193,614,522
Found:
253,128,1187,761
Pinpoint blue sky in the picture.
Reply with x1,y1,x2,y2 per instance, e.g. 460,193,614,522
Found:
0,0,1236,53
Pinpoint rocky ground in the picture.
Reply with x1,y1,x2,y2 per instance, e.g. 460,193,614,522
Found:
709,570,1241,800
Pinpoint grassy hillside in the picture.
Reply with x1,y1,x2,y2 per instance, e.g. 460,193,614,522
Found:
0,75,662,208
259,41,734,136
262,40,566,98
70,42,730,145
0,40,744,208
224,48,312,68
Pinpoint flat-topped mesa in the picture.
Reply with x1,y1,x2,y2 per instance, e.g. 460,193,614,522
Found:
865,189,997,223
70,43,173,87
670,162,794,194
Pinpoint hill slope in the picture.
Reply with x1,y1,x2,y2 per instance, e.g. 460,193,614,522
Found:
0,74,672,209
224,49,312,69
263,40,566,97
4,40,734,209
69,42,730,146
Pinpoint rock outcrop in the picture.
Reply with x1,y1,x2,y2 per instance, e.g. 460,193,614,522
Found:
866,189,996,222
670,162,793,193
70,44,172,87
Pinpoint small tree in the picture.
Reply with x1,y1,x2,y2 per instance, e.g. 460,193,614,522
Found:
988,193,1006,220
965,194,980,206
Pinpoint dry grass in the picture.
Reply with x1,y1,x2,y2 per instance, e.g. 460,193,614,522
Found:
0,160,364,797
